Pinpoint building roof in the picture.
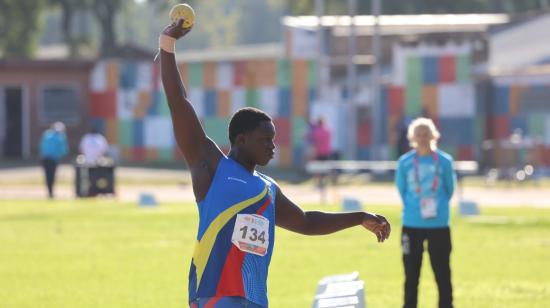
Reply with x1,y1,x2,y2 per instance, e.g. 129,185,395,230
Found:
175,43,282,62
35,43,156,60
283,14,510,36
489,13,550,72
491,64,550,77
0,59,94,71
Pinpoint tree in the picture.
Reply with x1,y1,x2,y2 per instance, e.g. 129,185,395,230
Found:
48,0,91,58
89,0,195,57
285,0,313,15
0,0,46,58
91,0,124,57
147,0,187,13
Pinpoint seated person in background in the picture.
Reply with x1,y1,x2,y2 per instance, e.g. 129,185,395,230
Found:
79,127,109,164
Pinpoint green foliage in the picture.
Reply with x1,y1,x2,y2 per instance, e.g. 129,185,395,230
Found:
285,0,313,15
0,0,46,58
3,0,550,58
0,200,549,307
147,0,196,13
196,0,241,48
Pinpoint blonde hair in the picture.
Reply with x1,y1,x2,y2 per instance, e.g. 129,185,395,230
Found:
407,117,440,149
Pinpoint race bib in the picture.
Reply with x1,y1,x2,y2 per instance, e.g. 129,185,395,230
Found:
420,197,437,219
231,214,270,256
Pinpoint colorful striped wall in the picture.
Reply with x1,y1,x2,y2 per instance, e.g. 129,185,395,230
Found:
88,58,317,167
487,76,550,167
359,44,479,160
87,49,550,169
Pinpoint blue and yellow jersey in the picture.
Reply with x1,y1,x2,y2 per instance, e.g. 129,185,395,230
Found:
188,157,277,307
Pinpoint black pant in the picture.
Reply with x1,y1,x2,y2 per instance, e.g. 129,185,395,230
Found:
402,227,453,308
42,158,58,198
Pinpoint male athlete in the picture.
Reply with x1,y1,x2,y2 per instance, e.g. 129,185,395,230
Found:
159,19,391,308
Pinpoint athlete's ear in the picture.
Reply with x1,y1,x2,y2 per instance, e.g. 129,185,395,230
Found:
235,133,247,146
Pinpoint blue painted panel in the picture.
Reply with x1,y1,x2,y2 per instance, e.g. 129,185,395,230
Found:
439,117,474,146
422,56,438,84
133,119,144,146
278,88,291,117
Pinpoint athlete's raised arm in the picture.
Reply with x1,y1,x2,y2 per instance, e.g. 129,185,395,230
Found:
159,19,223,200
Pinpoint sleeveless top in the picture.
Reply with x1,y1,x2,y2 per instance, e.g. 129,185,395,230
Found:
188,157,277,307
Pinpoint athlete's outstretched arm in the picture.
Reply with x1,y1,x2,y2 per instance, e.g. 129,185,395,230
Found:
160,20,222,169
275,186,391,242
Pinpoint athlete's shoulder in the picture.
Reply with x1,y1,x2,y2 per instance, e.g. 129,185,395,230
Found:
398,150,416,164
436,149,454,164
216,154,234,169
256,171,278,186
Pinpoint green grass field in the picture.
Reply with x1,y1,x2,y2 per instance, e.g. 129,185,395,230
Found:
1,200,549,307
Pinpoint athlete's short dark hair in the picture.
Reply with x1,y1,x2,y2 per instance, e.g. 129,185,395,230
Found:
229,107,272,145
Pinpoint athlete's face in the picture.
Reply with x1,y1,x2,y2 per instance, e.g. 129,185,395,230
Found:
242,121,276,166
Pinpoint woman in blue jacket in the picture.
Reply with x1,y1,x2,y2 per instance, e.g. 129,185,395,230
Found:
395,117,456,308
39,122,68,198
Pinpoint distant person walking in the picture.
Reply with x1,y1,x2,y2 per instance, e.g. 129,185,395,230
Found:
310,117,333,160
39,122,69,199
395,117,456,308
79,127,109,164
308,117,336,198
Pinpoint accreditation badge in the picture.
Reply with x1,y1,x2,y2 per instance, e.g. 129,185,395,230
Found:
231,214,269,256
420,197,437,219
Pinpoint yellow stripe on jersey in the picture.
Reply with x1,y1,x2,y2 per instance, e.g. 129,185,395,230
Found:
192,186,268,289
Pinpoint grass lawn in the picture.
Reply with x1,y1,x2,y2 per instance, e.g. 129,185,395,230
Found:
0,200,549,307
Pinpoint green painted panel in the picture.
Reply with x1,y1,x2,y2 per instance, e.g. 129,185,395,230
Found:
158,91,171,116
277,59,291,88
405,56,422,116
308,60,318,88
246,88,259,108
158,148,173,162
292,117,308,146
188,62,203,87
475,117,485,143
118,120,133,147
204,117,230,147
456,55,471,83
528,114,545,137
439,145,456,158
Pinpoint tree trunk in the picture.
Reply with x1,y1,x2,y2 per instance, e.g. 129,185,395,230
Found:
92,0,120,57
60,3,79,58
95,11,116,57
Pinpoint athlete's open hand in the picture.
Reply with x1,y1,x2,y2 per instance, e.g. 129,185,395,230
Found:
362,213,391,243
162,18,192,40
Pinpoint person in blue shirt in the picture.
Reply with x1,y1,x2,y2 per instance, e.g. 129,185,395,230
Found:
39,122,69,199
159,19,391,308
395,117,456,308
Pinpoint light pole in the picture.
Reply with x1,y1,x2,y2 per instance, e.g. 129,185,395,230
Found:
347,0,358,159
371,0,382,159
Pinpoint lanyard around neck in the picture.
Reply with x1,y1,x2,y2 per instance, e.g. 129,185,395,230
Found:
413,151,439,194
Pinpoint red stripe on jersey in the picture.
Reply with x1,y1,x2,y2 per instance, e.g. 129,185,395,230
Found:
215,196,272,297
257,196,271,215
204,297,221,308
215,245,246,296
